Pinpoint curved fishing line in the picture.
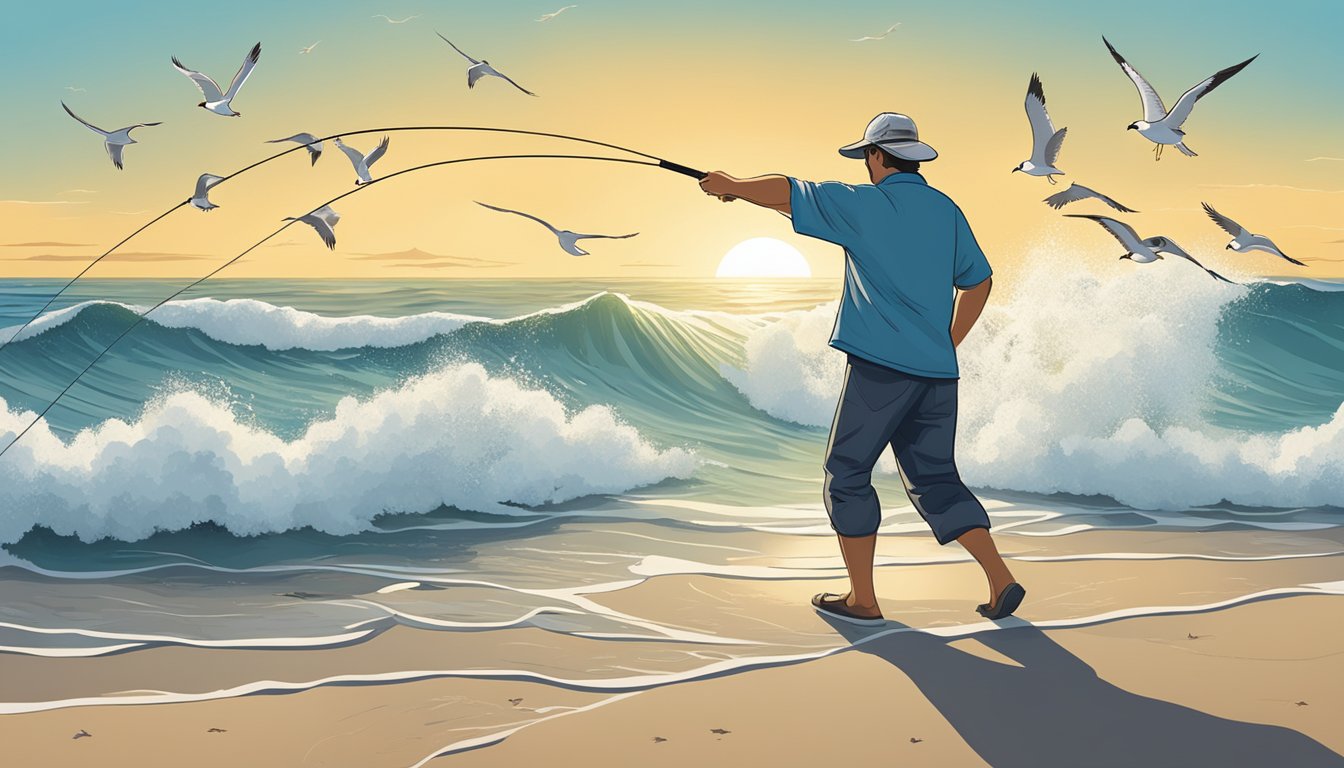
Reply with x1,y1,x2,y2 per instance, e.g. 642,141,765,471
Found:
0,152,662,460
0,126,704,354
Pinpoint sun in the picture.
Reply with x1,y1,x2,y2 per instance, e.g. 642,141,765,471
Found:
715,237,813,278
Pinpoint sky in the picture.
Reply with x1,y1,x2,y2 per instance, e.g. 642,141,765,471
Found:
0,0,1341,281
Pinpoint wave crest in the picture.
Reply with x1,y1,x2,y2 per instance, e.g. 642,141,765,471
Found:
0,363,696,544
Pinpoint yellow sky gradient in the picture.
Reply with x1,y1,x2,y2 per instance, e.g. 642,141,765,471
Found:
3,30,1341,283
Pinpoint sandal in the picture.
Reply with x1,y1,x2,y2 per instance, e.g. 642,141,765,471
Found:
812,592,886,627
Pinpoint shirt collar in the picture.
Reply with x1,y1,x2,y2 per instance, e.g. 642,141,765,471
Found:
876,172,927,186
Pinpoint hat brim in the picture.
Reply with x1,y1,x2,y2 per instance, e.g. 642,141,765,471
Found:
837,139,938,162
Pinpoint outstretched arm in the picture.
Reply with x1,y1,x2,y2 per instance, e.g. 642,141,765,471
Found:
699,172,792,214
951,277,992,348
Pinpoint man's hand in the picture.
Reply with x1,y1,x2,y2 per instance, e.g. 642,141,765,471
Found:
699,171,738,203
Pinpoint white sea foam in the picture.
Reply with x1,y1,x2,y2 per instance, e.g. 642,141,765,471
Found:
724,247,1344,510
0,362,696,544
1,298,484,350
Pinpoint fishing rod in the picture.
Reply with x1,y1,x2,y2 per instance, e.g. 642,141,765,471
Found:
0,125,707,354
0,152,679,461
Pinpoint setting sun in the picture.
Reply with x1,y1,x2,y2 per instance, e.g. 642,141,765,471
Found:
715,237,813,278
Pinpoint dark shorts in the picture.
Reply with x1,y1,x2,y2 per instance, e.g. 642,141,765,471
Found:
823,354,991,544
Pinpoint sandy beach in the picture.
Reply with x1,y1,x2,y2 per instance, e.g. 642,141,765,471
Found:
4,526,1342,767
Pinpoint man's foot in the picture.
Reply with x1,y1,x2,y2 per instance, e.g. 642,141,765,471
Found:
812,592,885,626
976,582,1026,620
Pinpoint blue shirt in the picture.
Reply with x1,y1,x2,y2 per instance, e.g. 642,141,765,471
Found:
788,172,991,378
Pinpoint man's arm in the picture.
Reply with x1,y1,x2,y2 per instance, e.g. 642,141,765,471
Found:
951,277,992,348
699,172,791,214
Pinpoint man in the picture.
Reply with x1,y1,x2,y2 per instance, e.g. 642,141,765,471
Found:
698,113,1024,626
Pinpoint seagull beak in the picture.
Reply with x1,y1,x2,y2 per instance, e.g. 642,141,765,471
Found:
1011,168,1019,173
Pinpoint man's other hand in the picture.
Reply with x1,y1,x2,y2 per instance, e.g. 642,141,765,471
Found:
699,171,737,202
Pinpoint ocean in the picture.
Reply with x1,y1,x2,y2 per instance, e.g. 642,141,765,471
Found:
1,256,1342,669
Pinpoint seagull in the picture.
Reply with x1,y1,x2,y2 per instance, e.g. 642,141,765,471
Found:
190,173,225,211
172,42,262,117
1201,202,1304,266
477,202,638,256
64,86,86,93
267,132,324,165
1012,73,1066,184
910,738,924,744
1043,183,1137,213
710,729,731,735
437,33,537,96
284,205,340,250
1103,37,1257,161
73,730,92,740
507,698,523,706
373,14,419,24
61,102,161,170
334,136,390,184
537,5,577,22
299,41,320,54
1067,214,1233,282
850,23,901,42
652,736,668,743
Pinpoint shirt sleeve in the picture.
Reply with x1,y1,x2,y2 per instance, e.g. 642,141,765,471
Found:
788,178,864,247
953,208,993,288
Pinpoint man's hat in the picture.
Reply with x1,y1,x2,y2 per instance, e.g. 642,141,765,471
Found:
838,113,938,162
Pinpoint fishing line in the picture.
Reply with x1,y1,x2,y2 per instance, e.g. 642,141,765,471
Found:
0,125,706,354
0,152,672,460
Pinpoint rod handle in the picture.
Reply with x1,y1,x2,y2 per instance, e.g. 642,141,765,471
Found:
659,159,707,180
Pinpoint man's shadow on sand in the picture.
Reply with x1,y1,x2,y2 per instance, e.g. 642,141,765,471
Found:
822,617,1343,768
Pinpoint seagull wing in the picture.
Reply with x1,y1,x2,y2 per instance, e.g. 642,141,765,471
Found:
477,202,560,234
364,136,390,167
1103,37,1166,122
224,43,262,100
61,102,109,136
171,57,225,102
1042,183,1093,209
1167,243,1234,283
1024,73,1057,160
490,67,538,97
312,205,341,228
335,139,366,168
194,173,225,196
1045,127,1067,166
1201,202,1246,238
268,132,320,145
1164,55,1257,129
106,142,126,170
1089,187,1138,213
1067,214,1145,253
436,33,480,64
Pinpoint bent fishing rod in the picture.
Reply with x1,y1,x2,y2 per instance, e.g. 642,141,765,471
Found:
0,125,708,355
0,152,688,461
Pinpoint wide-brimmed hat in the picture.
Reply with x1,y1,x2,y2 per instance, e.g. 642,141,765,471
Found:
838,113,938,162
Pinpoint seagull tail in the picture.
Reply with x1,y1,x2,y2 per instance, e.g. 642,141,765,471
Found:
1175,142,1198,157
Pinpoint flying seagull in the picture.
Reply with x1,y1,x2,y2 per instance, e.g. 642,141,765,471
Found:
64,86,86,93
172,42,262,117
850,23,901,42
477,202,638,256
1202,202,1304,266
334,136,390,184
284,205,340,249
437,33,537,96
61,102,161,170
1068,214,1232,282
537,5,577,22
1103,37,1256,161
1043,183,1137,213
72,730,92,740
1013,73,1066,184
299,41,320,54
267,132,324,165
190,173,225,211
373,14,419,24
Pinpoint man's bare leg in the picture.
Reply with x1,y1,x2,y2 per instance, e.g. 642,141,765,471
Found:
956,527,1017,608
834,532,882,617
